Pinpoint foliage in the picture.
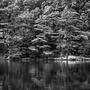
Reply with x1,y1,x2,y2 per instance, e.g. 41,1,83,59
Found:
0,0,90,60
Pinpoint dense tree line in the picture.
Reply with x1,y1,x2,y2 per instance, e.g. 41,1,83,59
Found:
0,0,90,60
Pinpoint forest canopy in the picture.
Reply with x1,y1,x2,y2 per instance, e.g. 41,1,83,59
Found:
0,0,90,61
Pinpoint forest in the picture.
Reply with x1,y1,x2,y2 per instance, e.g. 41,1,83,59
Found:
0,0,90,90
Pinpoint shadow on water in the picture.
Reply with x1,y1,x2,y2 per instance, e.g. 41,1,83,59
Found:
0,58,90,90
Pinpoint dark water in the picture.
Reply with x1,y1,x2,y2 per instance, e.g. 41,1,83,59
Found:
0,60,90,90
